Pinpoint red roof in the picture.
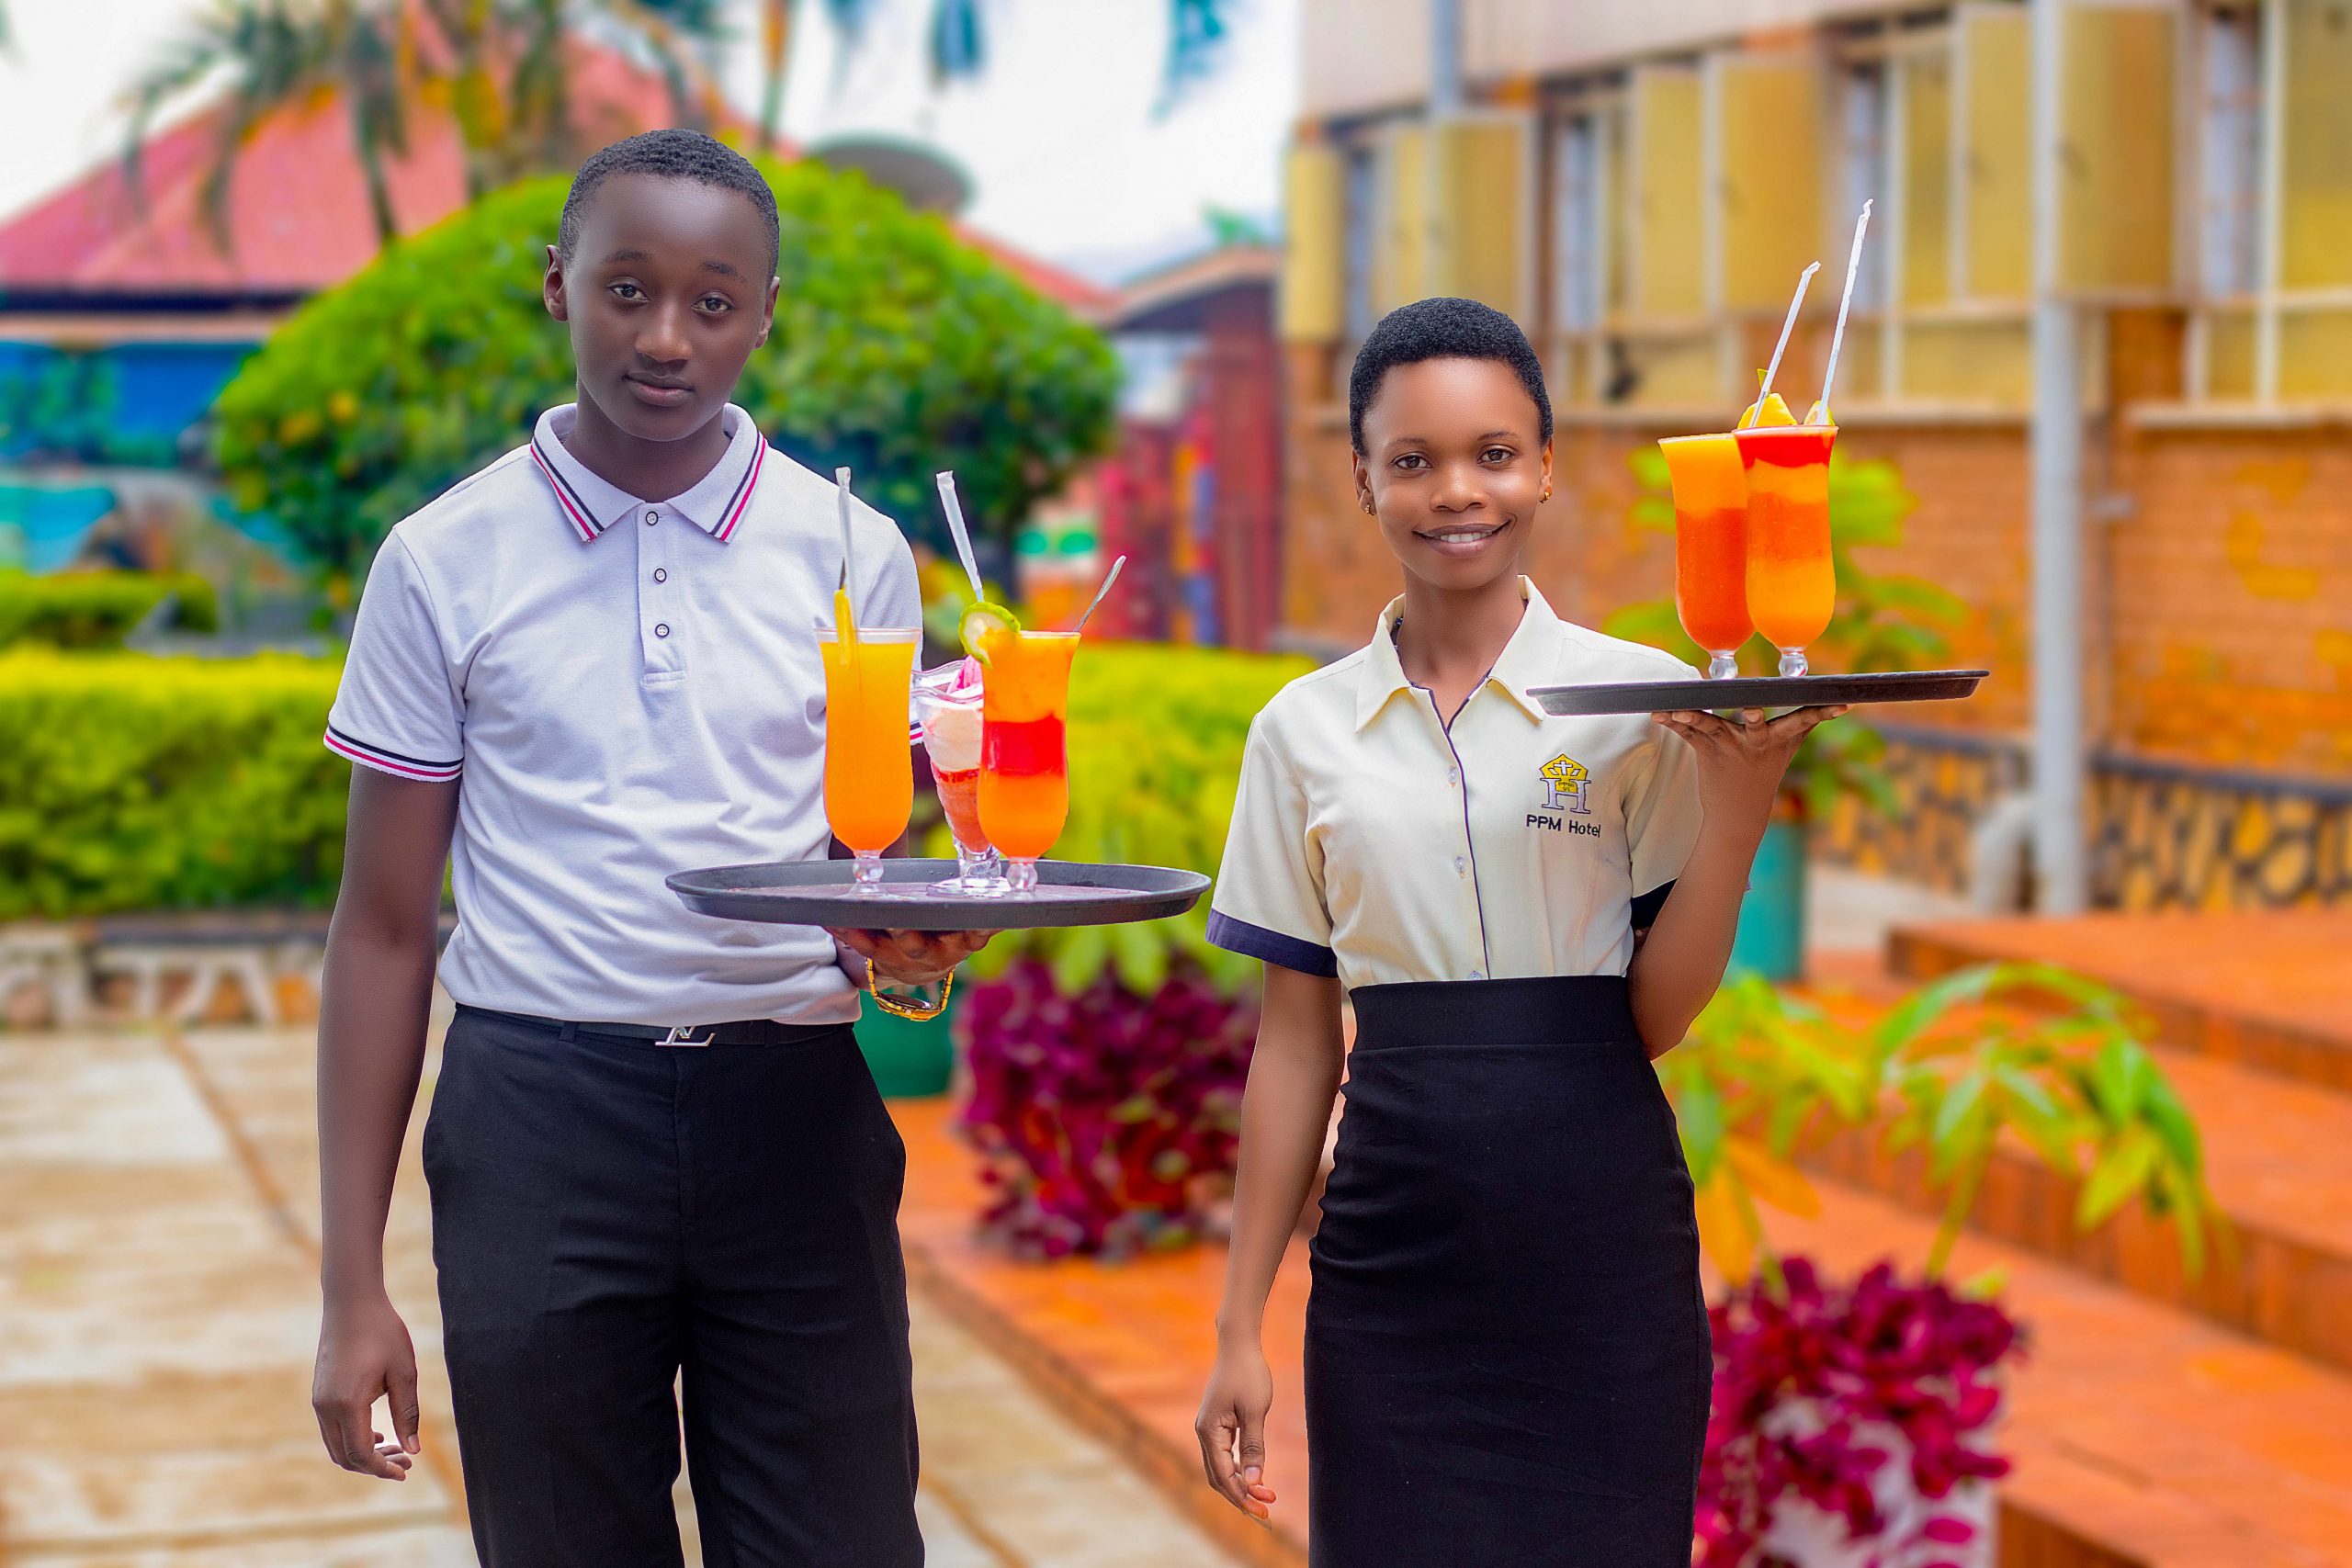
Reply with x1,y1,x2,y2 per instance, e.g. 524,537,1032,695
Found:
0,44,1107,313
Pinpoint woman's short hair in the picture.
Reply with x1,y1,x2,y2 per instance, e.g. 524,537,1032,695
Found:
1348,296,1553,454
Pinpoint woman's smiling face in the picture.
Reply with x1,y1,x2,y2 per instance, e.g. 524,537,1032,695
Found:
1353,355,1552,593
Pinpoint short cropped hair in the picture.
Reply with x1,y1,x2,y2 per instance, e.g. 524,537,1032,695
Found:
1348,297,1553,453
559,129,781,277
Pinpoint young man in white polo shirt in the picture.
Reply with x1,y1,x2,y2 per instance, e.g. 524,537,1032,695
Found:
308,130,981,1566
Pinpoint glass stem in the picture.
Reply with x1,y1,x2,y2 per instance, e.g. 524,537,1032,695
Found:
853,852,887,889
1707,650,1740,681
1005,858,1040,895
1776,647,1809,678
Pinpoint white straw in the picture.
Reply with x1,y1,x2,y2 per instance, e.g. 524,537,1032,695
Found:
1818,199,1875,414
933,471,987,604
833,466,858,628
1757,261,1821,407
1073,554,1127,635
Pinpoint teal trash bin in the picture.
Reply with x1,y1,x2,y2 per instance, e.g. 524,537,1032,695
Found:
1728,818,1808,982
854,987,959,1098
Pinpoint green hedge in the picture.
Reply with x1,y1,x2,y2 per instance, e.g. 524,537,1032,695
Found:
0,650,347,919
1,643,1307,941
0,570,220,649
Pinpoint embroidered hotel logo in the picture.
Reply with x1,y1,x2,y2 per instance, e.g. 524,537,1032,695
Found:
1532,755,1601,836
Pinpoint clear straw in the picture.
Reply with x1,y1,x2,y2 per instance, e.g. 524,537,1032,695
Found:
1757,261,1822,409
933,470,988,604
833,466,858,633
1818,199,1875,415
1072,554,1127,635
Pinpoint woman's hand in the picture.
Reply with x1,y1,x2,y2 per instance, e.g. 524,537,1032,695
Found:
312,1288,421,1480
1195,1339,1280,1520
1652,705,1849,836
828,928,989,988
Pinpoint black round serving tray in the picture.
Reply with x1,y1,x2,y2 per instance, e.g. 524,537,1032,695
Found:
667,858,1210,931
1528,668,1988,717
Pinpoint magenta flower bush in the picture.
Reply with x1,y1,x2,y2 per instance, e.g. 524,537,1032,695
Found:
955,957,1256,1258
1699,1257,2021,1567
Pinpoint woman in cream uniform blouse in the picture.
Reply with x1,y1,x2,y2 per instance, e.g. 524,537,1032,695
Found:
1193,298,1844,1566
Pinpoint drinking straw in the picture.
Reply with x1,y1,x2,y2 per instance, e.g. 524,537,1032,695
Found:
1818,199,1875,415
1757,261,1822,410
933,471,989,605
833,466,858,640
1073,554,1127,634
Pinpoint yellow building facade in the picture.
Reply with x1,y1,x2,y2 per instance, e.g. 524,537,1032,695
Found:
1277,0,2352,910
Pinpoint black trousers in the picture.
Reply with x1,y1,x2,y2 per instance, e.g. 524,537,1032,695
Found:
424,1006,922,1568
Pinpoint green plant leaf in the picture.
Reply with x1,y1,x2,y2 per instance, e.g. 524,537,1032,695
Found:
2076,1125,2163,1229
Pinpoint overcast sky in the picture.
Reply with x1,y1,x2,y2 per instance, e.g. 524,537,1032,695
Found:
0,0,1299,284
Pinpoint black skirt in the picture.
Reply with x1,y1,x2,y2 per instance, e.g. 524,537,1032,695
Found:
1305,976,1711,1567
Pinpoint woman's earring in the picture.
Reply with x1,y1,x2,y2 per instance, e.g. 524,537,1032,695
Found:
1541,486,1553,502
1361,498,1376,515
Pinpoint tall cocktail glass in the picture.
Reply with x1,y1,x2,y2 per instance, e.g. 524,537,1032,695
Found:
1657,433,1752,679
914,660,1006,895
978,630,1079,895
1733,423,1838,676
817,623,919,889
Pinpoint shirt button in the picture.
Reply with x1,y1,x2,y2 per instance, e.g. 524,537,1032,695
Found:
652,568,667,583
644,510,659,526
1453,856,1467,874
654,623,671,638
1448,768,1460,785
1469,970,1486,981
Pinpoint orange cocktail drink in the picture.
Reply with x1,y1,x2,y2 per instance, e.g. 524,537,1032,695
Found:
1733,423,1838,676
1658,434,1752,679
819,624,918,886
978,630,1078,894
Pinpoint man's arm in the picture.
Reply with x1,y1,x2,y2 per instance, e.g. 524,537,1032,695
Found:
311,767,458,1479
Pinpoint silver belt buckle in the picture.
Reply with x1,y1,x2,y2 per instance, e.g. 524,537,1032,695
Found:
656,1024,715,1048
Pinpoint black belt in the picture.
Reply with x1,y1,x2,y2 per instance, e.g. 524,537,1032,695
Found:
455,1004,848,1049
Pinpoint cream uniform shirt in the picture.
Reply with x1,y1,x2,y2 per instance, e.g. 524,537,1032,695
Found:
1206,581,1704,990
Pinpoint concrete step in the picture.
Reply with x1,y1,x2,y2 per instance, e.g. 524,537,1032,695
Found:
1792,960,2352,1374
1887,910,2352,1093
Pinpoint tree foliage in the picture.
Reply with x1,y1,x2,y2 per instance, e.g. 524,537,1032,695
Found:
210,161,1118,585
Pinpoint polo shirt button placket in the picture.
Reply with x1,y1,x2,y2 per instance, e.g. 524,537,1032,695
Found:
642,508,681,671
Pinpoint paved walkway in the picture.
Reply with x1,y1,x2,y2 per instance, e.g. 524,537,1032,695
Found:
0,1015,1238,1566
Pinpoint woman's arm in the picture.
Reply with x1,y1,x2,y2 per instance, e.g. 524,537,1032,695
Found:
1627,705,1846,1057
1194,963,1346,1520
311,767,458,1479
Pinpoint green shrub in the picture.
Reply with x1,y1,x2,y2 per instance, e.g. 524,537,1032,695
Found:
0,570,220,649
0,650,346,919
212,161,1119,589
952,642,1312,999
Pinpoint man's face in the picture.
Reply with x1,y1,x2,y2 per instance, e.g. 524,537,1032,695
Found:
544,173,780,441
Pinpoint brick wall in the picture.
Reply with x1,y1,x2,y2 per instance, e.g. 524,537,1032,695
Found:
2108,426,2352,775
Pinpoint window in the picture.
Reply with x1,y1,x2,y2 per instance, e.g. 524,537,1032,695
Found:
1839,62,1889,314
1555,113,1607,333
1342,141,1378,345
2197,5,2263,298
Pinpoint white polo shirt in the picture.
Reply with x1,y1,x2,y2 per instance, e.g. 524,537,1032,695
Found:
1206,581,1703,991
325,402,919,1027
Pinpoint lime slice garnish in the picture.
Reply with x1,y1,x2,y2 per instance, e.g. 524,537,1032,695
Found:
959,601,1021,664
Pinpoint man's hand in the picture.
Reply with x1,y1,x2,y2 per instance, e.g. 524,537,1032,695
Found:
829,928,991,989
313,1288,421,1480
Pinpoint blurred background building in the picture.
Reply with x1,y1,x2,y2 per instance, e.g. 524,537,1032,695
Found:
1275,0,2352,914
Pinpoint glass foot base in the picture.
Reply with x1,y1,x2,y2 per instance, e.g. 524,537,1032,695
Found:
1776,647,1810,678
1705,650,1740,680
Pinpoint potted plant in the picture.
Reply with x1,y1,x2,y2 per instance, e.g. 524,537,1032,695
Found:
1660,964,2221,1566
1605,449,1963,978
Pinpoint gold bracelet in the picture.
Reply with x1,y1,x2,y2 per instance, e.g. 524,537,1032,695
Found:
866,959,955,1022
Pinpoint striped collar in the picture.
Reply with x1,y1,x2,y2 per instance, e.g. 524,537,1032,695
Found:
527,402,767,544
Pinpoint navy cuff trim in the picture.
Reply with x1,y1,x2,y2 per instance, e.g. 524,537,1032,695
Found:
1205,910,1338,977
1631,879,1676,932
